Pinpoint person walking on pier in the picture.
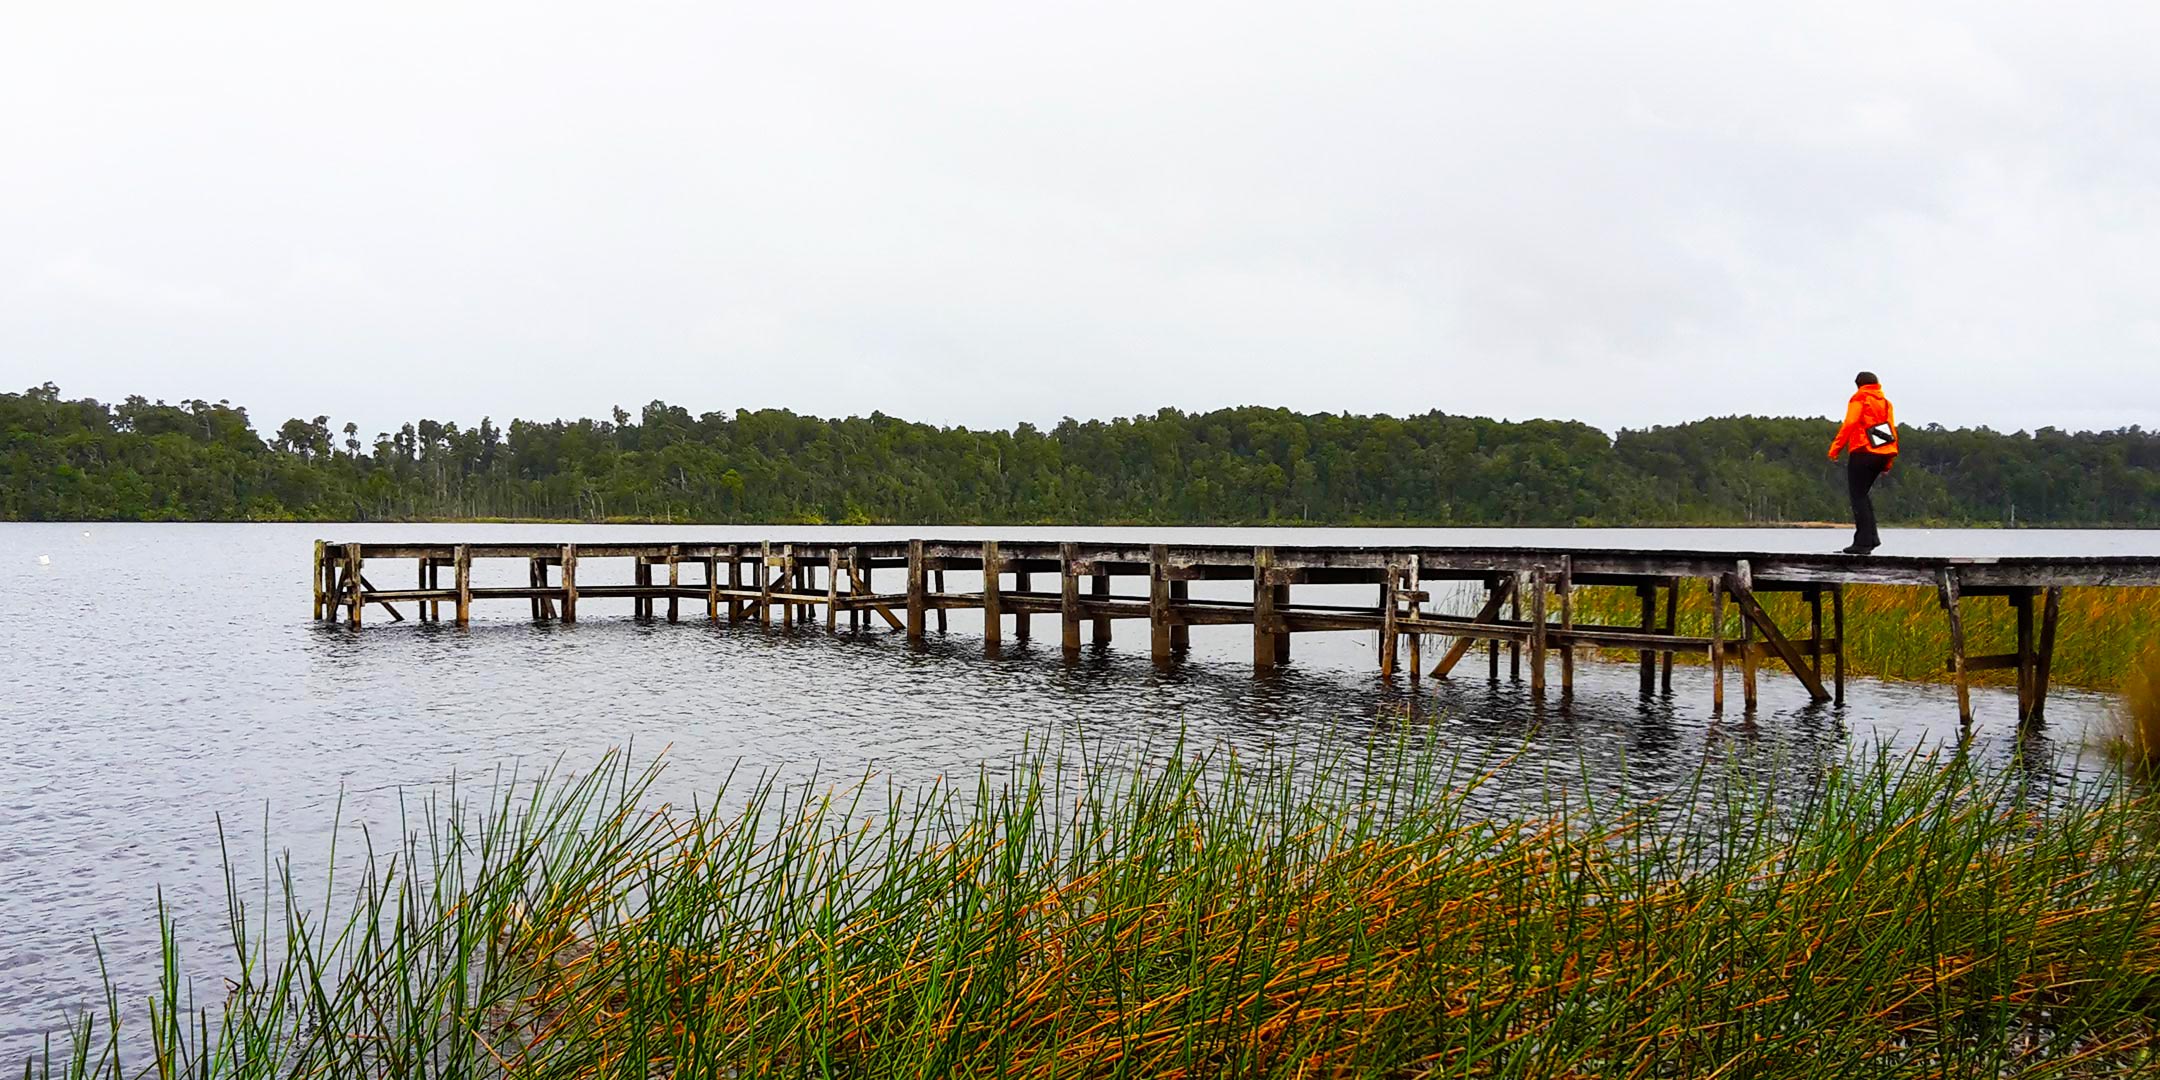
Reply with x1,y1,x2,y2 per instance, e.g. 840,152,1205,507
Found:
1828,371,1898,554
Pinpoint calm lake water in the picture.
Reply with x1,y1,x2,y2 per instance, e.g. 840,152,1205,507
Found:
4,522,2157,1055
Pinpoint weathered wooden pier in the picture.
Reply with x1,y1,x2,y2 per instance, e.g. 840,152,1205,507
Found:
312,539,2160,728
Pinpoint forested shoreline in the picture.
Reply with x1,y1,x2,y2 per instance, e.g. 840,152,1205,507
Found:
4,382,2156,526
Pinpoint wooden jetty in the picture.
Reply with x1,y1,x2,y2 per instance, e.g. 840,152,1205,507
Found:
312,539,2160,728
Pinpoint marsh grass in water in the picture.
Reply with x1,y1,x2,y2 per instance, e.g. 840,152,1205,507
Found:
1570,583,2160,691
25,739,2160,1078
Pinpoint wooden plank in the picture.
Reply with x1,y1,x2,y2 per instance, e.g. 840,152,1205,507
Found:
1432,574,1512,678
983,541,1002,653
2032,586,2061,726
906,539,926,643
1254,547,1279,673
1724,567,1833,704
1149,543,1171,663
1939,568,1973,726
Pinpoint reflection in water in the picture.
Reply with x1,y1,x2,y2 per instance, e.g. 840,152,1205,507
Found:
0,521,2131,1055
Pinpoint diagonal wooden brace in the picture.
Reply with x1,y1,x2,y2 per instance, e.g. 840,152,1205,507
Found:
1431,575,1516,678
1722,572,1831,702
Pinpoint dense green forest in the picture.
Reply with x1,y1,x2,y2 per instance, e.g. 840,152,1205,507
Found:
4,382,2156,525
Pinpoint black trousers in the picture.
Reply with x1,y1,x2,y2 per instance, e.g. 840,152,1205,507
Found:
1846,450,1892,549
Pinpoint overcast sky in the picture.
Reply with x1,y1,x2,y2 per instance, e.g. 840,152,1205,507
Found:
3,3,2156,441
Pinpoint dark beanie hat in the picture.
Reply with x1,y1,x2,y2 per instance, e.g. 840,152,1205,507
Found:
1855,371,1878,386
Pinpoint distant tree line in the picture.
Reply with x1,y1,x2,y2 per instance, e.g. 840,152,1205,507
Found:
4,382,2156,526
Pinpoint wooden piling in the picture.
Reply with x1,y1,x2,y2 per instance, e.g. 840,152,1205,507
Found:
1253,547,1278,673
1527,566,1547,697
1379,563,1400,679
935,570,948,634
1509,573,1523,681
1661,580,1677,692
560,544,578,623
2016,588,2037,725
1091,571,1111,645
1557,557,1574,694
1149,544,1172,663
1736,561,1758,712
1707,576,1724,714
1808,586,1825,683
906,539,926,644
2032,586,2061,725
707,554,719,622
1014,568,1032,642
1938,568,1973,726
826,551,841,633
1488,576,1502,682
312,540,326,619
982,541,1002,654
346,543,364,628
759,543,775,630
454,544,471,625
1637,582,1656,693
667,547,681,623
1831,584,1846,705
1060,543,1082,657
727,546,743,625
1169,579,1190,653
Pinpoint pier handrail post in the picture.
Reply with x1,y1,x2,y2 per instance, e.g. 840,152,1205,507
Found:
906,540,927,644
560,544,578,623
1148,544,1172,664
1059,543,1082,658
1253,547,1278,673
982,541,1002,654
454,544,471,626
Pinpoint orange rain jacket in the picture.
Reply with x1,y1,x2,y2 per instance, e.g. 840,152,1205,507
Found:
1830,383,1898,464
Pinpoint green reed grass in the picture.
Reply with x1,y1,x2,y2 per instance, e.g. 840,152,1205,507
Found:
24,739,2160,1079
2115,648,2160,776
1571,584,2160,691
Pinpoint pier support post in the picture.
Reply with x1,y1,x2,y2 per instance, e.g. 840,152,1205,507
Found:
1488,576,1502,682
1169,580,1190,654
1015,569,1032,642
667,547,681,623
454,544,471,626
1661,580,1677,692
1808,586,1825,684
1091,571,1111,645
827,551,841,633
2031,586,2061,726
1149,544,1172,664
1528,565,1548,697
1831,584,1846,705
1557,557,1574,695
1938,568,1973,726
313,541,327,619
1509,573,1523,681
560,544,578,623
935,570,948,634
1637,583,1656,693
2015,588,2037,724
906,540,926,645
417,556,433,623
1736,561,1758,713
1060,544,1082,658
727,546,743,624
346,543,364,628
759,543,775,629
1380,563,1400,678
1253,547,1279,673
708,554,720,622
1707,576,1724,714
982,541,1002,654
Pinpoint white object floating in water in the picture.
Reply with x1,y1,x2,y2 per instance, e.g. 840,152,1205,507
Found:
37,554,51,565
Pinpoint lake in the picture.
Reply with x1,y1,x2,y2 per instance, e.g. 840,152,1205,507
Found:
4,521,2156,1056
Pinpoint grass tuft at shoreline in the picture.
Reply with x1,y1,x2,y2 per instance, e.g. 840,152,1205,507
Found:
27,739,2160,1078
